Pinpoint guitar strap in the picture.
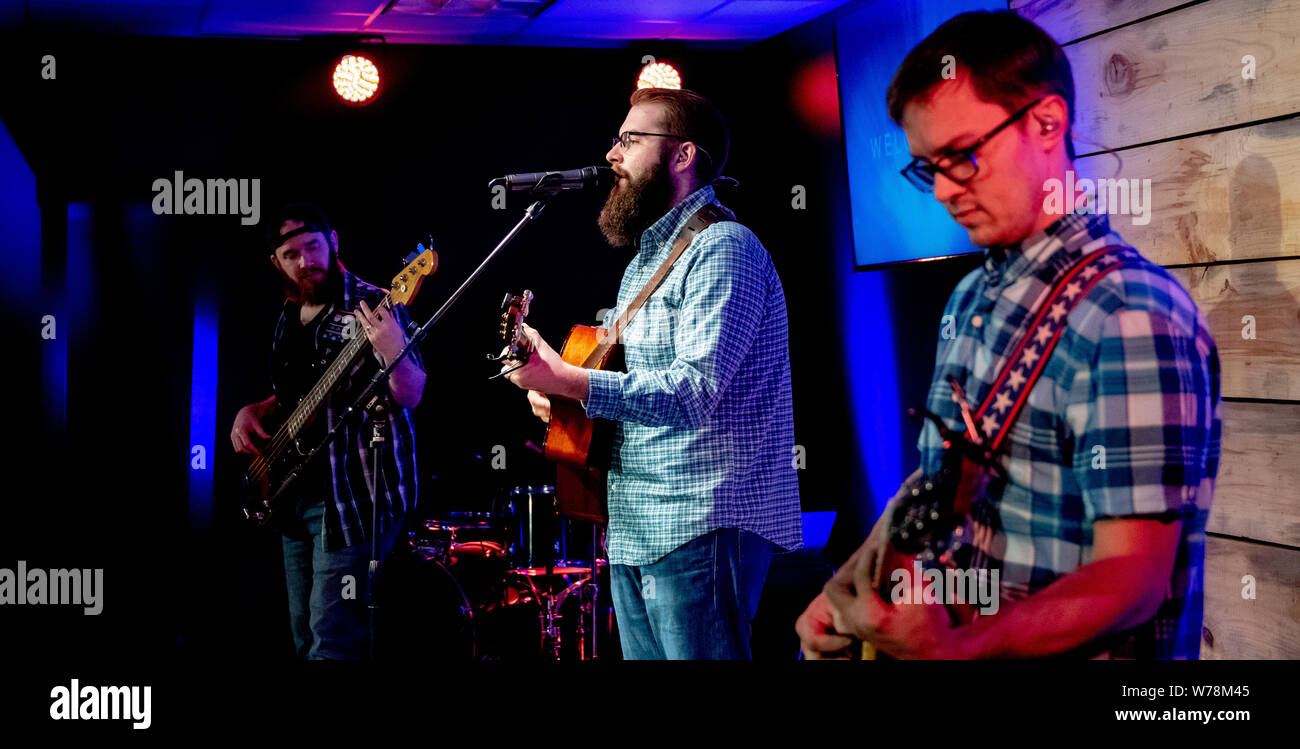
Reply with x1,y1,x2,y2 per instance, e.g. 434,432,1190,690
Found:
587,203,734,366
966,244,1140,449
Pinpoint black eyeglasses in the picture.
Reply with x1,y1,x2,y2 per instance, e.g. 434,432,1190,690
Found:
610,131,687,150
899,97,1046,193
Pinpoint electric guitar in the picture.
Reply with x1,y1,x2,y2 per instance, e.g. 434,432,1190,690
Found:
491,291,621,524
854,245,1141,659
855,389,1002,659
241,246,438,526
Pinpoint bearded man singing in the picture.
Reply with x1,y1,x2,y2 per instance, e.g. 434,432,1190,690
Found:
500,88,802,659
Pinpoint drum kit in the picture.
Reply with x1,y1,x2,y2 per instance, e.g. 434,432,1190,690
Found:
376,485,618,661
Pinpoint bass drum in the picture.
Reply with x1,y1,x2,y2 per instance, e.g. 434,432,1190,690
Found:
374,545,479,661
375,536,542,662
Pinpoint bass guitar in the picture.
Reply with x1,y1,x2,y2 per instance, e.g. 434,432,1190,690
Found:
241,246,438,526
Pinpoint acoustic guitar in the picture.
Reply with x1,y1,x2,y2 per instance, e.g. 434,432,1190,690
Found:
492,205,734,524
492,290,620,524
241,246,438,526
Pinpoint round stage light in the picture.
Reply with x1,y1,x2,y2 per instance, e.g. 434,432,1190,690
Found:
637,62,682,90
333,54,380,103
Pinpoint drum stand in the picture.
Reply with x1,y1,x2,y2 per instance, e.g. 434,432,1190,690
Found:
509,525,607,660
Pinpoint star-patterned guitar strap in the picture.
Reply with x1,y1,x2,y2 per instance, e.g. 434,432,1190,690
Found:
969,244,1140,450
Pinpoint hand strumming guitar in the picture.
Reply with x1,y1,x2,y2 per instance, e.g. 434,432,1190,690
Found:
232,394,277,456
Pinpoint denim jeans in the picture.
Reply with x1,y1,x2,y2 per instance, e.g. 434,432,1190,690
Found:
281,499,399,660
609,528,774,660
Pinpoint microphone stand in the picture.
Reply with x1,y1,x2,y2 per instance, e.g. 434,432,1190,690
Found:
367,400,387,662
268,190,557,659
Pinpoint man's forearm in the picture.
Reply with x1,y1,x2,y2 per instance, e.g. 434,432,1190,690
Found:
953,556,1169,659
386,356,426,408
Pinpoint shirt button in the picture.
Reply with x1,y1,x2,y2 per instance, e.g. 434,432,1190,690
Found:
971,315,983,328
610,482,618,492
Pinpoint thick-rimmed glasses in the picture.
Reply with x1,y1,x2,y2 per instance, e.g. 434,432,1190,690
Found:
899,97,1046,193
610,130,687,150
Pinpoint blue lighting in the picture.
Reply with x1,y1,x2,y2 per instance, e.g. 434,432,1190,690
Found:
837,252,903,521
188,286,219,528
0,117,39,318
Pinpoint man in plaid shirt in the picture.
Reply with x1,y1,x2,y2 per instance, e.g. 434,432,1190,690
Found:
503,88,802,659
232,203,424,659
798,11,1220,659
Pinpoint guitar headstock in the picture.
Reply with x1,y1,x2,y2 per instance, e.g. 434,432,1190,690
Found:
489,289,533,363
389,244,439,307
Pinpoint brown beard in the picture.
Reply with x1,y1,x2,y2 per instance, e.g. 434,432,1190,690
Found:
280,255,342,306
597,157,674,248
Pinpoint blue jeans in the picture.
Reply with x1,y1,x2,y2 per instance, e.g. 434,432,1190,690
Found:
610,528,774,660
281,499,399,660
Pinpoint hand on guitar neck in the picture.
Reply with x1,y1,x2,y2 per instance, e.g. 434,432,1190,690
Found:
498,323,590,402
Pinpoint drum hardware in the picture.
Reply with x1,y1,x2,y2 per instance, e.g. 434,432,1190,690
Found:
380,489,614,660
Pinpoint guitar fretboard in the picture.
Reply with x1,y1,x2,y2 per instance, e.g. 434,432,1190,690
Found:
250,296,392,480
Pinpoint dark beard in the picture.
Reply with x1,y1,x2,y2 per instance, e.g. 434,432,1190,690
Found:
597,159,674,248
282,264,341,306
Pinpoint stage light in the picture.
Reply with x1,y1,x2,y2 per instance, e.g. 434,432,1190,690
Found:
333,54,380,103
637,62,681,90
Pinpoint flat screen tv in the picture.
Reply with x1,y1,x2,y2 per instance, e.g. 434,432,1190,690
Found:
835,0,1004,271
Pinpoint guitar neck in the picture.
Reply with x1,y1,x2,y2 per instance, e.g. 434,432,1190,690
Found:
271,297,391,451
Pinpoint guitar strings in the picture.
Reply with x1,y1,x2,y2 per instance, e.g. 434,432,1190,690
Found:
246,294,391,482
246,293,393,479
246,294,395,483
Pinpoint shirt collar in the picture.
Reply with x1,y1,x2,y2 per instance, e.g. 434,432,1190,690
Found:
981,209,1113,287
638,184,718,256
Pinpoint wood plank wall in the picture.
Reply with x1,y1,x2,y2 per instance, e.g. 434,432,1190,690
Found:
1013,0,1300,658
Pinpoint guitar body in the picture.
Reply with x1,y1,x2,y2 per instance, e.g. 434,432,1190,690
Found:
857,451,989,660
240,403,325,526
543,324,624,524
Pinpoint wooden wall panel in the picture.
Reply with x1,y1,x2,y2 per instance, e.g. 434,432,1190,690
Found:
1018,0,1300,660
1063,0,1300,153
1168,259,1300,400
1200,535,1300,659
1075,117,1300,266
1210,401,1300,547
1013,0,1189,45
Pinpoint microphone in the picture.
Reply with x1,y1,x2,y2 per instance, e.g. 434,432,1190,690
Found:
489,166,614,194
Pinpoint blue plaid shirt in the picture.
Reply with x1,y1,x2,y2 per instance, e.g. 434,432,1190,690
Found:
585,185,803,565
918,211,1221,659
270,270,422,551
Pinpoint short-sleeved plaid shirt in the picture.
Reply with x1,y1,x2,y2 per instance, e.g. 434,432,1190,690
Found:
917,210,1221,659
270,269,422,552
585,185,803,566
